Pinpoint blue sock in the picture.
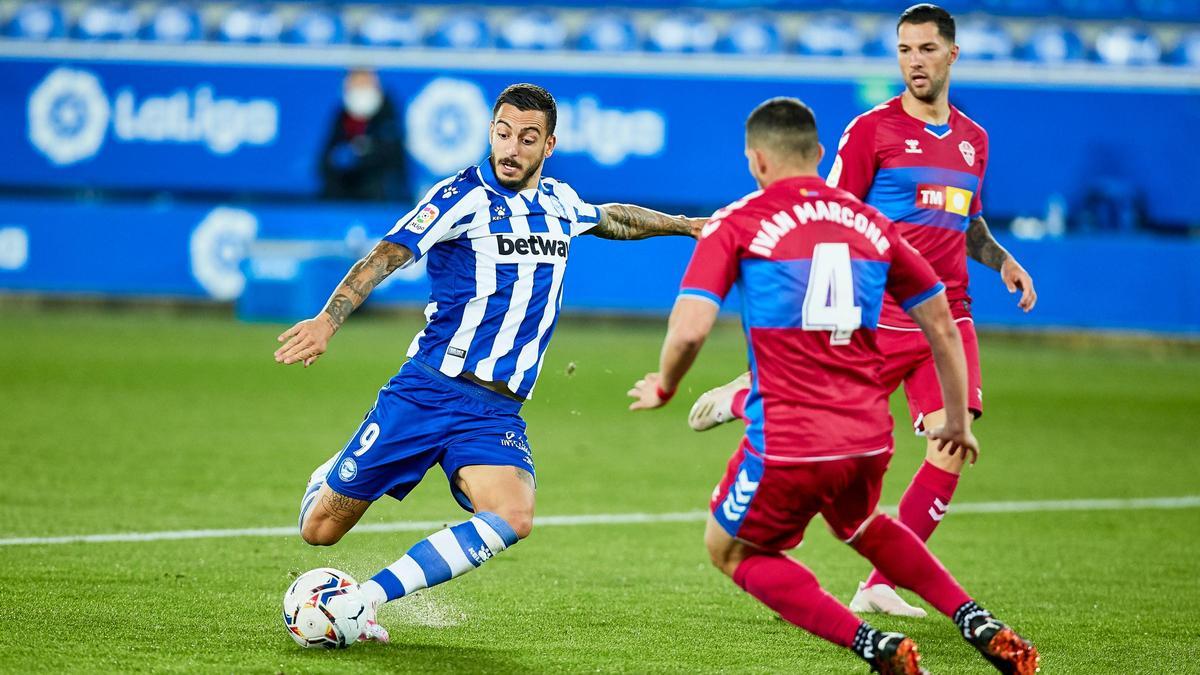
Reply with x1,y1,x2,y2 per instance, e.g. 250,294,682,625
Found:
360,512,519,605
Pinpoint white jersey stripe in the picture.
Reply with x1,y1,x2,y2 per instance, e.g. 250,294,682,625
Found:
507,262,567,394
440,240,497,376
473,261,537,381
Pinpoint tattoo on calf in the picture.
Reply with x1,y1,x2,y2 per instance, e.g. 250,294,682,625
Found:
319,490,366,524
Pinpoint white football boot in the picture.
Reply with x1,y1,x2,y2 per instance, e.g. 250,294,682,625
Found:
356,590,391,643
849,582,929,618
688,372,752,431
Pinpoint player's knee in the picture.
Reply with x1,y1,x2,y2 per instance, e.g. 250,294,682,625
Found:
299,518,344,547
486,508,533,540
704,534,741,578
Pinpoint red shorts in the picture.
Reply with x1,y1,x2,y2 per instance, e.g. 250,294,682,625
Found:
710,439,894,551
876,318,983,431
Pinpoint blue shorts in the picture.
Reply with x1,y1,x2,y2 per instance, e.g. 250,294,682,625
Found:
323,359,534,512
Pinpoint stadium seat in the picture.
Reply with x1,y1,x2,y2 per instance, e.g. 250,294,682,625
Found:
716,15,782,55
840,0,980,12
283,7,344,45
140,5,202,43
954,18,1014,60
1165,30,1200,67
355,8,423,47
73,2,140,41
645,10,719,53
1055,0,1133,20
496,10,567,51
428,11,491,49
215,5,283,43
978,0,1055,16
574,11,638,52
1133,0,1200,22
796,15,864,57
1093,25,1163,66
1017,23,1086,63
3,1,65,39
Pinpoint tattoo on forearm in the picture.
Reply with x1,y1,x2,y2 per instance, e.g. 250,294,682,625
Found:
319,490,365,524
594,204,694,240
965,216,1010,272
320,241,412,329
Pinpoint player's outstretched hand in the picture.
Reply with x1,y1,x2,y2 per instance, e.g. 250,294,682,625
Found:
925,424,980,465
274,315,336,368
1001,258,1037,312
628,372,668,410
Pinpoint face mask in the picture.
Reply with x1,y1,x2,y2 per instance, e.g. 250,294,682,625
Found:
344,86,382,119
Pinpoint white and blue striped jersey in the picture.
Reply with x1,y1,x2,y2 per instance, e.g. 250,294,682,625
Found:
383,159,602,400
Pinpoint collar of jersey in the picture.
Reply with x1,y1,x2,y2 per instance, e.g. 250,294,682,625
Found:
478,158,550,199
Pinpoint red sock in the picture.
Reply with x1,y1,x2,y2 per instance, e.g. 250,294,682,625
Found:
865,460,960,588
733,552,862,649
852,515,971,618
731,388,749,421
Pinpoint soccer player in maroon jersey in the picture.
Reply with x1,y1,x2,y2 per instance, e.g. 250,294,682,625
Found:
687,3,1038,618
630,97,1038,674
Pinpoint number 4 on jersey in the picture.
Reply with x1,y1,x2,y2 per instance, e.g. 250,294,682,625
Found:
802,243,863,345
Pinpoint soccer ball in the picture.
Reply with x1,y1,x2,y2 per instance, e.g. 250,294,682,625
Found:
282,567,365,649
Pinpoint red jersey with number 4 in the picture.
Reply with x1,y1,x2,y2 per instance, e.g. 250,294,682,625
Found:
680,176,944,460
827,95,988,328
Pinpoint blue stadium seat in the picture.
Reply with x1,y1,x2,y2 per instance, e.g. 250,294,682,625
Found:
978,0,1055,16
215,5,283,43
954,18,1014,60
645,10,718,53
1017,24,1086,63
840,0,980,12
795,15,865,57
575,11,638,52
73,3,140,41
3,1,65,39
428,11,491,49
1093,25,1162,66
1054,0,1133,20
716,15,782,55
140,5,202,43
355,8,423,47
863,18,897,58
1133,0,1200,22
284,7,344,45
1165,30,1200,67
496,10,567,50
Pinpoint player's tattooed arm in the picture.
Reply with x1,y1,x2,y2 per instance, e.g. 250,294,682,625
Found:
593,204,705,240
965,216,1010,271
320,241,413,331
966,216,1038,312
274,241,412,367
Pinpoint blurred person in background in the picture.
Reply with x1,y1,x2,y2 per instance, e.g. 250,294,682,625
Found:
320,68,408,202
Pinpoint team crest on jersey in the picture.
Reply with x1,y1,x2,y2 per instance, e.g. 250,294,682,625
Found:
407,204,440,234
959,140,976,167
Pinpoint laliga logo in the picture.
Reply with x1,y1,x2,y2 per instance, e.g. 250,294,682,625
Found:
27,66,279,166
27,67,110,166
406,78,492,175
190,207,258,300
405,77,666,174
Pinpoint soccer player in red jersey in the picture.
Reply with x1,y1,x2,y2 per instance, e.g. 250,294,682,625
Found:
687,3,1038,618
629,97,1038,674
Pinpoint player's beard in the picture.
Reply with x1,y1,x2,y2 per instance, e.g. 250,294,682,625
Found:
493,155,543,190
906,72,947,103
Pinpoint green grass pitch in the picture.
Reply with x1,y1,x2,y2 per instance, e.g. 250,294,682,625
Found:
2,306,1199,673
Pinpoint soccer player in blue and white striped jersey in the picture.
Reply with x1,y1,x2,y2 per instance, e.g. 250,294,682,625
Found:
274,83,704,642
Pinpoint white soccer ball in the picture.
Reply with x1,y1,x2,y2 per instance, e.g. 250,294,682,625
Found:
282,567,365,649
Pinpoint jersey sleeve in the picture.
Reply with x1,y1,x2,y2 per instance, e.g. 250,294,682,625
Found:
679,217,741,306
886,229,945,312
970,133,988,218
382,177,481,264
825,114,878,200
550,181,603,236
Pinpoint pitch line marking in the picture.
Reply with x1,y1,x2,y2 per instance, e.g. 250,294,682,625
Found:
1,495,1198,547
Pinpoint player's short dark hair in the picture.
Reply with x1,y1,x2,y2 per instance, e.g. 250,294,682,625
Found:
897,3,956,44
745,97,820,163
493,83,557,136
